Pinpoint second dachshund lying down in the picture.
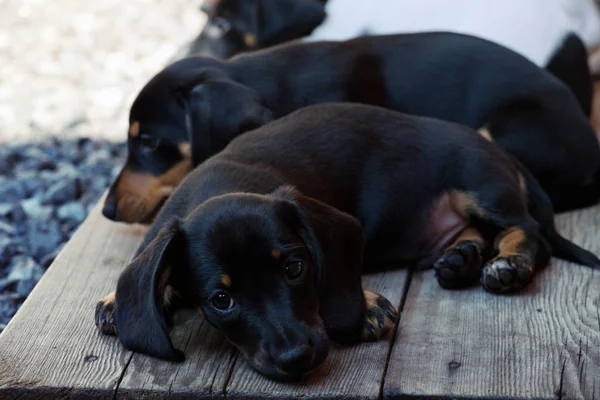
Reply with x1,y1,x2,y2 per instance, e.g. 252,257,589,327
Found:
96,104,599,380
102,33,600,224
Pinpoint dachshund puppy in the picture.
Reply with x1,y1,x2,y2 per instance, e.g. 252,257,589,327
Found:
192,0,600,67
102,33,600,224
96,104,599,380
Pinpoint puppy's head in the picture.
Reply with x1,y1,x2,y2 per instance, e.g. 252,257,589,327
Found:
103,57,273,223
191,0,326,59
114,186,364,380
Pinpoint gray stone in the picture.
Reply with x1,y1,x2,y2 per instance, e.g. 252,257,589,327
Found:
0,236,15,269
42,175,80,205
21,197,54,220
57,201,87,222
41,245,64,269
6,256,44,282
26,220,63,261
0,180,26,202
15,279,37,297
0,203,26,223
0,221,16,236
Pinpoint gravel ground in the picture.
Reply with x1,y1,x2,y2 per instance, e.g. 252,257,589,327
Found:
0,0,206,330
0,0,204,143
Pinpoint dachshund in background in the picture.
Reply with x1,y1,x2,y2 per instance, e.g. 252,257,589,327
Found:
102,33,600,224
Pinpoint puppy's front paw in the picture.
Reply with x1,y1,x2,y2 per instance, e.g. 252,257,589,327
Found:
482,255,533,293
362,290,397,341
434,240,484,289
95,292,117,335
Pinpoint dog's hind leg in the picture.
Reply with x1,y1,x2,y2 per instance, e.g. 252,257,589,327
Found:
434,227,491,290
481,220,545,293
447,188,546,293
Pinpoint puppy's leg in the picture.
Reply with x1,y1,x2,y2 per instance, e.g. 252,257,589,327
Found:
95,291,117,335
321,286,397,344
434,227,491,289
450,183,545,293
95,286,181,336
362,290,397,342
481,222,541,293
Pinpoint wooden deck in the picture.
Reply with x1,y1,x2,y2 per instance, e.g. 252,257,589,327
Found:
1,199,599,399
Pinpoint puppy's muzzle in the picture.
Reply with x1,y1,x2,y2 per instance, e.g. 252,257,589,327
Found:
250,323,329,380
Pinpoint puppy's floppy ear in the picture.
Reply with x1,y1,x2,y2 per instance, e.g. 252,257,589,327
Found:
186,80,273,165
115,218,186,361
254,0,326,46
272,186,366,343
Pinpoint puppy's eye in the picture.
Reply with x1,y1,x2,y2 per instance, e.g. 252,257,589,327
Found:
139,134,159,151
284,260,306,281
210,291,235,311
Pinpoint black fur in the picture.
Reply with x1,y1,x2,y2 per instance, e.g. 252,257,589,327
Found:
191,0,594,117
190,0,326,58
98,104,599,379
103,32,600,223
545,32,593,117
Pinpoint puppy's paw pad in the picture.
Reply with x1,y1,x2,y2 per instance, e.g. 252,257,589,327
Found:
434,240,484,289
362,290,397,342
95,293,117,336
482,255,533,293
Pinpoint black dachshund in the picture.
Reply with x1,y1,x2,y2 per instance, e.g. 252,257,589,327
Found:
191,0,593,116
96,104,599,380
102,33,600,224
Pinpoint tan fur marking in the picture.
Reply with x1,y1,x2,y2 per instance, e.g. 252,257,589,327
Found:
116,157,193,223
477,127,493,141
179,142,191,159
448,227,485,249
271,249,281,261
129,121,140,138
163,285,181,307
496,227,527,256
244,33,257,47
364,290,378,308
221,274,232,288
101,291,116,305
158,264,172,288
197,307,206,319
448,190,488,220
590,80,600,140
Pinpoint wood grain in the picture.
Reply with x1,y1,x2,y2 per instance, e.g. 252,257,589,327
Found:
384,205,600,400
224,270,409,400
0,201,145,399
116,315,235,400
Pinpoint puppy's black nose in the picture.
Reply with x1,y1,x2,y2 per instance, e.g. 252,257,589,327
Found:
277,344,314,377
102,196,118,221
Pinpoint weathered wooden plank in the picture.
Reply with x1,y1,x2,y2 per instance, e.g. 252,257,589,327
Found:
224,270,408,400
0,201,145,399
384,205,600,400
116,314,235,400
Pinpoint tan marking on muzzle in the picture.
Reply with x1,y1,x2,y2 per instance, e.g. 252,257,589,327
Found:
129,121,140,138
115,158,193,223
